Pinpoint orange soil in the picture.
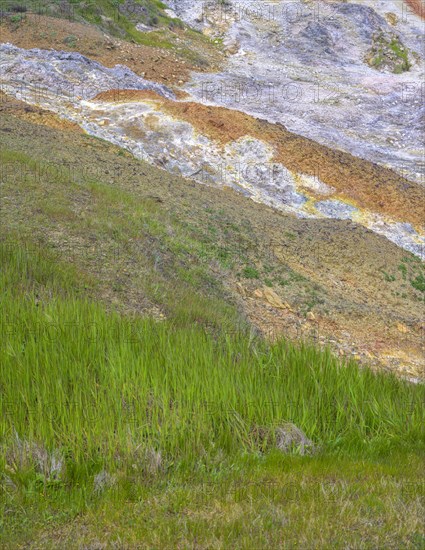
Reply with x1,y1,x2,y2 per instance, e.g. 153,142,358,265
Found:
92,90,424,228
0,14,220,86
405,0,425,19
0,91,83,132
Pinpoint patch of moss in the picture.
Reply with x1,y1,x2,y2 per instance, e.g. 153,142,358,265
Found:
411,274,425,293
367,32,411,74
242,266,260,279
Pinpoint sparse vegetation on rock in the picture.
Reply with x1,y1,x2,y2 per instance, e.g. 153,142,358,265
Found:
366,31,411,73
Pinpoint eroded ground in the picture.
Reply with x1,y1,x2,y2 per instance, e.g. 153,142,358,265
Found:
0,3,423,379
1,101,423,379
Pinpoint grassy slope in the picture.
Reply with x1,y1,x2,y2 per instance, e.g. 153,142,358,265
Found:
2,0,178,31
0,109,424,374
0,120,424,547
2,241,422,459
0,5,423,547
1,213,424,549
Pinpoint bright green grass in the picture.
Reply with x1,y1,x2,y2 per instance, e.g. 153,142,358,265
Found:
0,152,424,546
1,230,424,548
1,239,423,472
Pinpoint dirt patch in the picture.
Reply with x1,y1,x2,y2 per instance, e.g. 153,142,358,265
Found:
405,0,425,19
0,91,83,132
240,282,424,380
0,14,222,86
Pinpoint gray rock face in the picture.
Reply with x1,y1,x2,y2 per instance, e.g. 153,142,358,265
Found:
333,3,388,40
0,43,175,101
171,0,425,184
315,200,358,221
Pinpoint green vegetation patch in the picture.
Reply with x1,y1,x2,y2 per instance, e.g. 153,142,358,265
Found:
381,256,425,299
0,238,424,547
0,131,424,548
367,31,411,74
0,0,216,57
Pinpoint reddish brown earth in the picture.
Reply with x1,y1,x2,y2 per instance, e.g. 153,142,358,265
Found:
0,14,221,86
405,0,425,19
0,91,83,132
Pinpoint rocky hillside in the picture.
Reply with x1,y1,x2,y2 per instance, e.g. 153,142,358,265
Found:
0,0,424,378
1,4,425,548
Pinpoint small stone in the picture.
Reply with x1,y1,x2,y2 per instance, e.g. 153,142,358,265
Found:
276,423,317,456
236,282,246,297
385,13,398,26
397,323,408,334
263,287,289,309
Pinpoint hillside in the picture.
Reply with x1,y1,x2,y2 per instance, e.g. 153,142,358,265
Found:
1,90,423,378
0,1,424,548
0,108,424,548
